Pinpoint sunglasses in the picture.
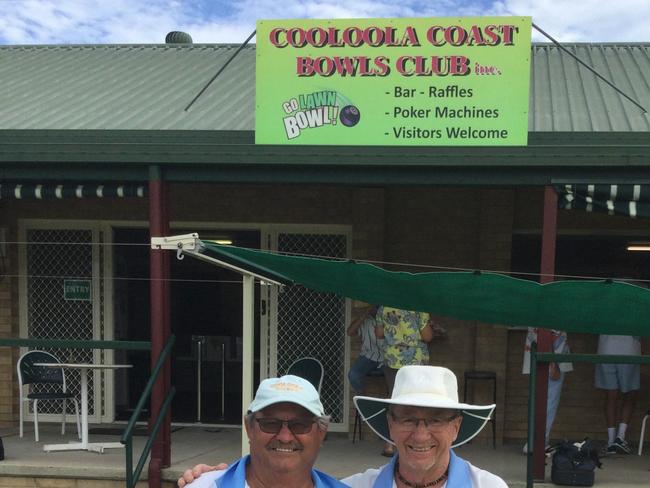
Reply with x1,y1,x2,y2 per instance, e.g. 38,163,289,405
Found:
254,417,317,435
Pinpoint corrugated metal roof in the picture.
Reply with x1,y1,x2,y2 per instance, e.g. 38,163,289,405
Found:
0,44,255,130
530,43,650,131
0,42,648,132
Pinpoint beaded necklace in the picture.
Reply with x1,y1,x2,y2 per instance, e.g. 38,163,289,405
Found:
395,462,448,488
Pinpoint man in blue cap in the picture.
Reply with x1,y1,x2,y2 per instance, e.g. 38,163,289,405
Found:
178,374,346,488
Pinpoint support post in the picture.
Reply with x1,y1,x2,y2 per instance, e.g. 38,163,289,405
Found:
534,185,558,480
148,166,171,488
241,274,255,456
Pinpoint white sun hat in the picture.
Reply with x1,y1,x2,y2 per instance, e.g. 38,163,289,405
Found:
353,365,495,447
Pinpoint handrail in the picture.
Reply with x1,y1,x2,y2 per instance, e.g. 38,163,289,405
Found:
125,386,176,488
526,345,650,488
122,334,176,488
0,338,151,350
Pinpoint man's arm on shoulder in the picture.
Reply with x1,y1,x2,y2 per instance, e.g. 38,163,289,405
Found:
177,463,228,487
179,469,223,488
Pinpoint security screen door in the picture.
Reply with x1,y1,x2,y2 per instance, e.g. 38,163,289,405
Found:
263,228,350,431
20,224,104,423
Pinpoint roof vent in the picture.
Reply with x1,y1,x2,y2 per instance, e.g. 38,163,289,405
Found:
165,31,193,44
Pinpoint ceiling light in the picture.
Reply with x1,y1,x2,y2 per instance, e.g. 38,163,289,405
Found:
626,243,650,252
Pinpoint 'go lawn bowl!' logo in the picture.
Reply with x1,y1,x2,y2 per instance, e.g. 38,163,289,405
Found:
282,90,360,140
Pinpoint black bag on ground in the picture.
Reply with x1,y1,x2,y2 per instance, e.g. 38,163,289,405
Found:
551,439,601,487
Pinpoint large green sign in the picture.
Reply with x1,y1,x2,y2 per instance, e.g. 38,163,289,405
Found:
256,17,531,146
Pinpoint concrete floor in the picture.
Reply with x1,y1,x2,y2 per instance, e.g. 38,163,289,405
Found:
1,424,649,487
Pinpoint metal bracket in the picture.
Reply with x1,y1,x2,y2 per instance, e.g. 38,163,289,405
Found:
151,233,200,260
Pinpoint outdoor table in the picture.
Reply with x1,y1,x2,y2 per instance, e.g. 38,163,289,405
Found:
34,363,132,453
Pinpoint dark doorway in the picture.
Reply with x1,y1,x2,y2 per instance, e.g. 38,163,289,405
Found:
511,234,650,281
113,228,261,424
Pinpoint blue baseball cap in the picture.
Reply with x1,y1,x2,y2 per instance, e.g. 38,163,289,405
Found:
248,375,324,417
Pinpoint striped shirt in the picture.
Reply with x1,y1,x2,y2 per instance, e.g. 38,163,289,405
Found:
358,317,384,363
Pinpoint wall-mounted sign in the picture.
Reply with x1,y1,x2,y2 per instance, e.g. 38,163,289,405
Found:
256,17,531,146
63,279,91,301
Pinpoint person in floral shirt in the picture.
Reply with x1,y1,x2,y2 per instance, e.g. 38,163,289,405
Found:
375,306,434,456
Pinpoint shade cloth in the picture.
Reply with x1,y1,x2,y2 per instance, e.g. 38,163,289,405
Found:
198,241,650,337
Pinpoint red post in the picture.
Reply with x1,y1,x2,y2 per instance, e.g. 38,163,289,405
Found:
162,193,172,468
148,166,171,488
534,185,558,480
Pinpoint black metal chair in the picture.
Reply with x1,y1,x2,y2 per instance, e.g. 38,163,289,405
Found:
287,357,324,394
17,350,80,442
463,370,496,448
353,367,385,442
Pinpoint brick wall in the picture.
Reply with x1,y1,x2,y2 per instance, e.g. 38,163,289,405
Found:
0,223,15,426
346,187,386,438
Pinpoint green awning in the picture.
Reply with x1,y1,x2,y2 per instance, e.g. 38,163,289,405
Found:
556,184,650,218
198,241,650,337
0,182,147,199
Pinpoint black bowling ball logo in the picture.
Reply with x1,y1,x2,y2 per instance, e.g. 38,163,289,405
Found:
339,105,360,127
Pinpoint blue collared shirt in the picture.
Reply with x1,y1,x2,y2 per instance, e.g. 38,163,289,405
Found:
371,449,472,488
213,455,347,488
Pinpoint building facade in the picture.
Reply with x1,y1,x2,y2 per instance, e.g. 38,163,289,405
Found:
1,40,649,445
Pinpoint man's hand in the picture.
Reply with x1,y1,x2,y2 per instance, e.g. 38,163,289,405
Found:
177,463,228,487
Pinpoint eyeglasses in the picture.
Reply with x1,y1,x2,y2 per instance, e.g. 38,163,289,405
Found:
254,417,316,435
389,413,459,432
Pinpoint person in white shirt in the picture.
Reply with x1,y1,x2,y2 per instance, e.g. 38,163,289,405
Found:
595,334,642,455
521,328,573,453
180,366,507,488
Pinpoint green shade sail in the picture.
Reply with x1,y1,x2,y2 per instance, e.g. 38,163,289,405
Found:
199,241,650,336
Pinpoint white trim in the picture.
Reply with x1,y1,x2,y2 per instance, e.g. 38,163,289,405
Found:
91,226,101,422
262,229,279,379
18,221,28,349
101,223,116,422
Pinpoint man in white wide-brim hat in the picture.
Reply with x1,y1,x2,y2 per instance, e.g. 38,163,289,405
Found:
343,365,506,488
178,366,506,488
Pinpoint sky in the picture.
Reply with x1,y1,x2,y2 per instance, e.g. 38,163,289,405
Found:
0,0,648,45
